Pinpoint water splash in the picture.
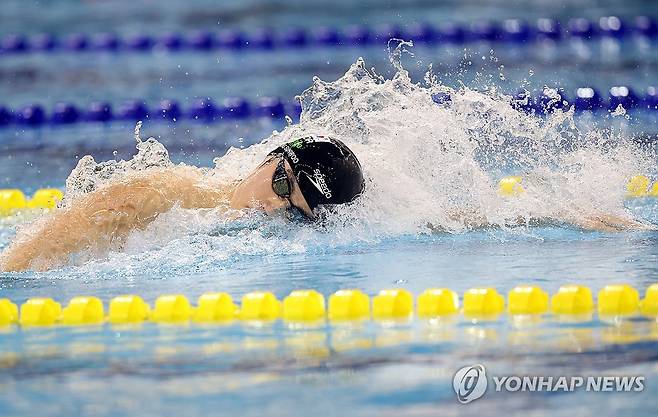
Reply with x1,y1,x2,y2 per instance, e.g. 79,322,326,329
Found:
64,122,174,201
224,54,651,235
13,48,658,271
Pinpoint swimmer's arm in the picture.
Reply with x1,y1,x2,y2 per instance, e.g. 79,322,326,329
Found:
0,169,230,272
439,209,652,232
560,212,653,232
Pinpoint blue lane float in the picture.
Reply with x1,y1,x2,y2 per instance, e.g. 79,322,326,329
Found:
511,85,658,115
2,85,658,129
1,16,657,56
0,97,301,128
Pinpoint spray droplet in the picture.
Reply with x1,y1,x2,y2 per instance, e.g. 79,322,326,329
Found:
133,120,143,143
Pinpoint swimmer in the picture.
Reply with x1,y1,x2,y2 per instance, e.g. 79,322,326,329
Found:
0,134,650,272
0,135,365,272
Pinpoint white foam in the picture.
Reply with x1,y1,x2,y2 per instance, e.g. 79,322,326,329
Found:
215,56,650,233
52,51,655,268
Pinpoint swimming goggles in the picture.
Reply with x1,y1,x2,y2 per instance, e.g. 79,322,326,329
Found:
272,157,310,219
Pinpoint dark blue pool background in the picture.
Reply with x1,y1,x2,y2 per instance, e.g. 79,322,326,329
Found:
3,0,658,191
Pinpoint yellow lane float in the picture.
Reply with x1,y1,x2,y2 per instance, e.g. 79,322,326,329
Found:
2,284,657,329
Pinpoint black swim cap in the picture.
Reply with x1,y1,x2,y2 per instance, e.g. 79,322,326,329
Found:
268,136,365,212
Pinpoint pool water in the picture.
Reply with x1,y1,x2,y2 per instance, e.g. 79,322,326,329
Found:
3,229,658,417
3,1,658,416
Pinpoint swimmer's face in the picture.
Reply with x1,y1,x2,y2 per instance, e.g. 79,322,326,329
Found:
229,157,315,218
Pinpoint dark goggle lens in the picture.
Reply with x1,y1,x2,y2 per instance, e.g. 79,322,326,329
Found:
272,159,292,198
271,158,314,221
272,177,291,197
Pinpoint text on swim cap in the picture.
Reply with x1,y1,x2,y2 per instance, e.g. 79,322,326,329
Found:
281,144,299,164
312,169,332,199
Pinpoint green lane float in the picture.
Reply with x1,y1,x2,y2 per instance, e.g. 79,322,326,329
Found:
4,283,658,329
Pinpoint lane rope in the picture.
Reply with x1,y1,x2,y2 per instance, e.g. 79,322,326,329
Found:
1,284,657,327
1,85,658,129
0,16,655,56
498,175,658,198
0,97,300,128
1,176,655,218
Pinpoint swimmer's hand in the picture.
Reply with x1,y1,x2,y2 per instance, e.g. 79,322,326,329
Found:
0,167,231,272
